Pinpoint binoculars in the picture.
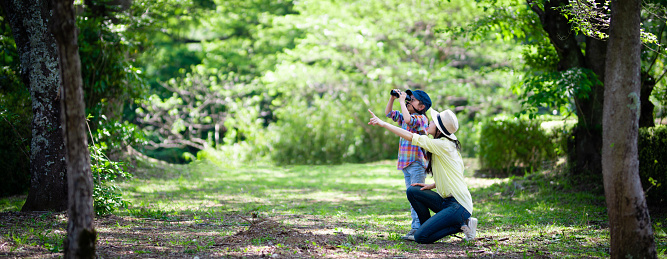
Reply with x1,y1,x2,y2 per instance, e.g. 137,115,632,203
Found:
390,90,412,101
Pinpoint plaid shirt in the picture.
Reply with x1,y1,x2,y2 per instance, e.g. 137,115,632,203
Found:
387,110,428,170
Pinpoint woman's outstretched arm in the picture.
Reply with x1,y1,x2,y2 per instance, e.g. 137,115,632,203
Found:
368,109,413,141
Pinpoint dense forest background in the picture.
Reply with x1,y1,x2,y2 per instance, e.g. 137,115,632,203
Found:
1,0,666,204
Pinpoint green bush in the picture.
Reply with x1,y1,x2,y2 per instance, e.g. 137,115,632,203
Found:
638,125,667,206
478,116,558,173
90,144,131,215
456,116,481,158
89,117,144,215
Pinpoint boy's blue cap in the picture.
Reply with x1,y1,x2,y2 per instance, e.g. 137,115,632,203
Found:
406,89,431,114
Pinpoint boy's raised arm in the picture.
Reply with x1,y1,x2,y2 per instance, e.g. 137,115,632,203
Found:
385,92,396,117
399,92,411,124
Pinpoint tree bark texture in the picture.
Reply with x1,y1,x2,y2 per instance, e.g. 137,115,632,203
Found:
529,0,605,175
603,0,657,257
50,0,96,257
1,0,68,211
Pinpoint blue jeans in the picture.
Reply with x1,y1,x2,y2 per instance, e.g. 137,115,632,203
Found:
406,186,471,244
402,161,426,230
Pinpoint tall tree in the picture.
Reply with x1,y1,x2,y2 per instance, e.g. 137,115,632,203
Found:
476,0,663,176
50,0,96,257
602,0,657,256
527,0,606,176
0,0,68,211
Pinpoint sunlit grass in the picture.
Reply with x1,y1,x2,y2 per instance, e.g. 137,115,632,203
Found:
119,161,412,220
0,195,25,211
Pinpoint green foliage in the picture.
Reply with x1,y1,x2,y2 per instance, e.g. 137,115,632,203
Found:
522,37,559,72
558,0,611,40
202,0,300,76
478,116,558,173
120,0,530,165
516,67,600,119
93,115,147,157
136,67,256,162
132,0,216,87
450,115,482,158
254,0,523,164
76,9,148,122
89,117,142,215
443,0,543,43
641,5,667,121
638,125,667,206
467,0,667,123
90,147,130,216
268,94,393,165
559,0,658,44
131,0,304,161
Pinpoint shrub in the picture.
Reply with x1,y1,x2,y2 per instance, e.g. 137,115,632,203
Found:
456,116,481,158
478,116,558,174
638,125,667,206
90,144,131,215
89,117,144,215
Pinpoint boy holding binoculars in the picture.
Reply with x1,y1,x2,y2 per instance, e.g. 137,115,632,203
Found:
384,89,432,240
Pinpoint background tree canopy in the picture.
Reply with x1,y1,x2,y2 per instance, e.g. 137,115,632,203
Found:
132,0,526,164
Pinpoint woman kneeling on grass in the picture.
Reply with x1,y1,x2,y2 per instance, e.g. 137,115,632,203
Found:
368,108,477,244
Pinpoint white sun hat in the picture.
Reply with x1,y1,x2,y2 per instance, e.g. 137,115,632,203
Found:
430,109,459,141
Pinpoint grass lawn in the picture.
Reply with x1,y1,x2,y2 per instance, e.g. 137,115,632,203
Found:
1,156,666,258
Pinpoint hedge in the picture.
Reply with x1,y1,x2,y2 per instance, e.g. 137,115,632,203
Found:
638,125,667,206
478,117,558,173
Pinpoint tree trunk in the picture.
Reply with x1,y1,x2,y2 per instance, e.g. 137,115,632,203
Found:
1,0,68,211
50,0,97,257
603,0,657,256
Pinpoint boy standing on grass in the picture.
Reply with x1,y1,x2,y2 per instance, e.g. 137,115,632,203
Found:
384,89,431,240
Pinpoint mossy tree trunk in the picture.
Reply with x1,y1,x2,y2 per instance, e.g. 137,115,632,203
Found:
603,0,657,256
49,0,96,257
0,0,68,211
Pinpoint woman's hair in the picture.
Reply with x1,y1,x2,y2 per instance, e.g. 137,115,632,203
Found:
425,126,461,175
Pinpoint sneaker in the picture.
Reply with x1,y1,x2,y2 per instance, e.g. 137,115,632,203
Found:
461,217,477,241
401,229,416,241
